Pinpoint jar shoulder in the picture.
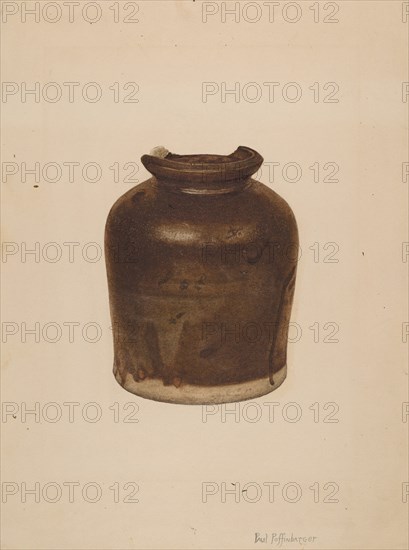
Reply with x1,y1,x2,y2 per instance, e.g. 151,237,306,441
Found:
105,178,298,244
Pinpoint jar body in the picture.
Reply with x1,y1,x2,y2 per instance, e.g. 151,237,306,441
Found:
105,150,298,404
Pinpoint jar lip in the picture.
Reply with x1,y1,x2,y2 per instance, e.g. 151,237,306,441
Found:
140,146,263,187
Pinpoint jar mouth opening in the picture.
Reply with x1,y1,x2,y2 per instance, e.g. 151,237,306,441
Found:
140,146,263,192
165,153,243,164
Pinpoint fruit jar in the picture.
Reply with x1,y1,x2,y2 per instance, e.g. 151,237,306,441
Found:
105,146,298,404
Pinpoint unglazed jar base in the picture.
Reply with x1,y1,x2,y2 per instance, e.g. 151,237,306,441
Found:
113,365,287,405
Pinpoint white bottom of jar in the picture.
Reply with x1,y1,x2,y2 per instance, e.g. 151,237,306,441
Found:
113,365,287,405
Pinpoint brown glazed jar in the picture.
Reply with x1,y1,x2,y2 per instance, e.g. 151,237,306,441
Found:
105,146,298,404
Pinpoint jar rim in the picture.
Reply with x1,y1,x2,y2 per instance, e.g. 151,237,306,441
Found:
141,146,263,191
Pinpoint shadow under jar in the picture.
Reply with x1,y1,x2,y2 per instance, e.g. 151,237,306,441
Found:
105,146,299,404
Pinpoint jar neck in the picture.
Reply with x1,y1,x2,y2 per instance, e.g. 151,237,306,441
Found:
141,146,263,196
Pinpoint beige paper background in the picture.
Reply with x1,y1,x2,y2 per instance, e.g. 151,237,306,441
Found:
1,1,408,548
